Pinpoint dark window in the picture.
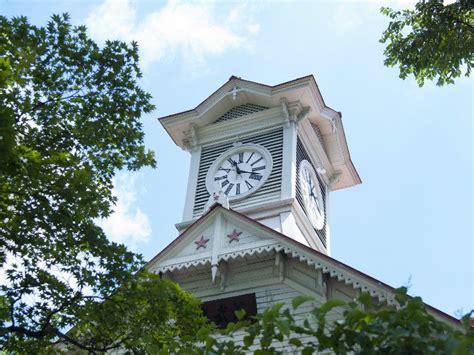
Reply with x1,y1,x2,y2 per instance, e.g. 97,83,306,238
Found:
201,293,257,328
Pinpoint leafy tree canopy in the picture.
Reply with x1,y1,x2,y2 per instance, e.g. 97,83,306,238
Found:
0,14,206,352
380,0,473,86
199,287,474,355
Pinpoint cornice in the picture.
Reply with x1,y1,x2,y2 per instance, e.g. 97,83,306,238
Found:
197,107,284,146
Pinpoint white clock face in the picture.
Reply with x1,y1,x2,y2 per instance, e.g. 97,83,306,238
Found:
206,144,272,200
299,160,325,230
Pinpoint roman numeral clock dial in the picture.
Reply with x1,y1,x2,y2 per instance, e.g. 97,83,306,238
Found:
206,144,273,201
299,160,325,230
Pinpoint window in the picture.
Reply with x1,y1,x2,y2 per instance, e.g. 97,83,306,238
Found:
201,293,257,328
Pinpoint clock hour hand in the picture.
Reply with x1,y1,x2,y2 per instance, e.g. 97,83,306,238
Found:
227,158,238,167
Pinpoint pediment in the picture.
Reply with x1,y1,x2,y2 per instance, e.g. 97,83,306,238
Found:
212,103,270,124
159,75,328,147
147,205,275,274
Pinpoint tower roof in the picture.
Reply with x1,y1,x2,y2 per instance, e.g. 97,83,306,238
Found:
159,75,361,190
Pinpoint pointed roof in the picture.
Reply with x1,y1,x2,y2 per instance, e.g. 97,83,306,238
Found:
147,204,459,326
158,75,361,190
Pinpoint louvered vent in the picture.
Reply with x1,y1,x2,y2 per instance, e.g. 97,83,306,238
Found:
310,123,328,155
214,104,269,124
296,137,327,247
193,129,283,217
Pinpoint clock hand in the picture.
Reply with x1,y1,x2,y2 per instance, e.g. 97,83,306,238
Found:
228,158,238,167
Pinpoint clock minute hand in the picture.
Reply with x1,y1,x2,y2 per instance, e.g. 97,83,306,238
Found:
237,170,255,174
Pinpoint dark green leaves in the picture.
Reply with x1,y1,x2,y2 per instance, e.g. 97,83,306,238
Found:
200,289,473,354
0,13,181,352
380,0,473,86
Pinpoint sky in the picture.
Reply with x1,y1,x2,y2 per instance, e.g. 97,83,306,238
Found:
2,0,472,317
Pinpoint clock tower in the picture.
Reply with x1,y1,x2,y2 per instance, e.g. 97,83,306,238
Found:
149,76,456,337
160,75,360,255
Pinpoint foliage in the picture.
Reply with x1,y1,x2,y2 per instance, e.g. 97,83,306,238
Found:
0,14,206,352
62,272,207,353
380,0,473,86
198,288,473,355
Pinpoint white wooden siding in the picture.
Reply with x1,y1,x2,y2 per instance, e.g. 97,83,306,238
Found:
170,254,357,353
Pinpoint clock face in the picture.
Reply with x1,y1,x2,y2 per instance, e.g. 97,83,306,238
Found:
206,144,272,200
299,160,325,230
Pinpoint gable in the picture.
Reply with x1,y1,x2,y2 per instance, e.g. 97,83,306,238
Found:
147,205,458,327
148,205,275,274
213,103,269,124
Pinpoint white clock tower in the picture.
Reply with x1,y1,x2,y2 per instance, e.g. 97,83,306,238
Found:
159,75,360,255
149,76,455,340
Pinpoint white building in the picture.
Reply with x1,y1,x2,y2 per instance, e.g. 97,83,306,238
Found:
148,75,457,349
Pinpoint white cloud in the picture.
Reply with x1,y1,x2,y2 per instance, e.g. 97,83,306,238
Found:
329,0,421,33
98,173,151,247
86,0,260,69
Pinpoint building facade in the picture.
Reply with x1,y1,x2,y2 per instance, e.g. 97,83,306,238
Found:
148,76,457,351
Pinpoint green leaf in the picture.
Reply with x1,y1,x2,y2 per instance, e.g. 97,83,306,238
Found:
292,295,314,310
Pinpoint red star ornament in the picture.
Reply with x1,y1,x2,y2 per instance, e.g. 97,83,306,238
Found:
195,235,210,250
227,229,242,243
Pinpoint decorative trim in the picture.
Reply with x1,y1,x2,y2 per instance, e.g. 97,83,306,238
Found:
197,107,284,146
154,258,211,273
195,235,210,250
227,229,242,243
154,242,396,305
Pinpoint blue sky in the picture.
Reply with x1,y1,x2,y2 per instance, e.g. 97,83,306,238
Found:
3,0,472,317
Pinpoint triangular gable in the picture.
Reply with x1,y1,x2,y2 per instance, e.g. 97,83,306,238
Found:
147,204,275,274
158,75,325,148
213,103,270,124
147,205,459,326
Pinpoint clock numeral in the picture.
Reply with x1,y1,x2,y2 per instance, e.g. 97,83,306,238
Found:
236,183,241,195
252,165,265,172
219,168,231,173
238,152,243,163
245,181,253,190
249,173,262,181
214,175,227,181
227,158,235,166
304,169,310,182
224,183,234,195
221,180,229,188
251,157,263,166
245,152,254,163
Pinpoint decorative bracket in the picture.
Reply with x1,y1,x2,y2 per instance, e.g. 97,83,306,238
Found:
328,170,342,187
182,124,199,152
281,99,290,128
275,251,286,281
296,106,311,124
219,261,228,290
211,264,218,284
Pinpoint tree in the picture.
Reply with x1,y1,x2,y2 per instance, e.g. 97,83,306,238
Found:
380,0,473,86
199,287,474,354
0,14,206,352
